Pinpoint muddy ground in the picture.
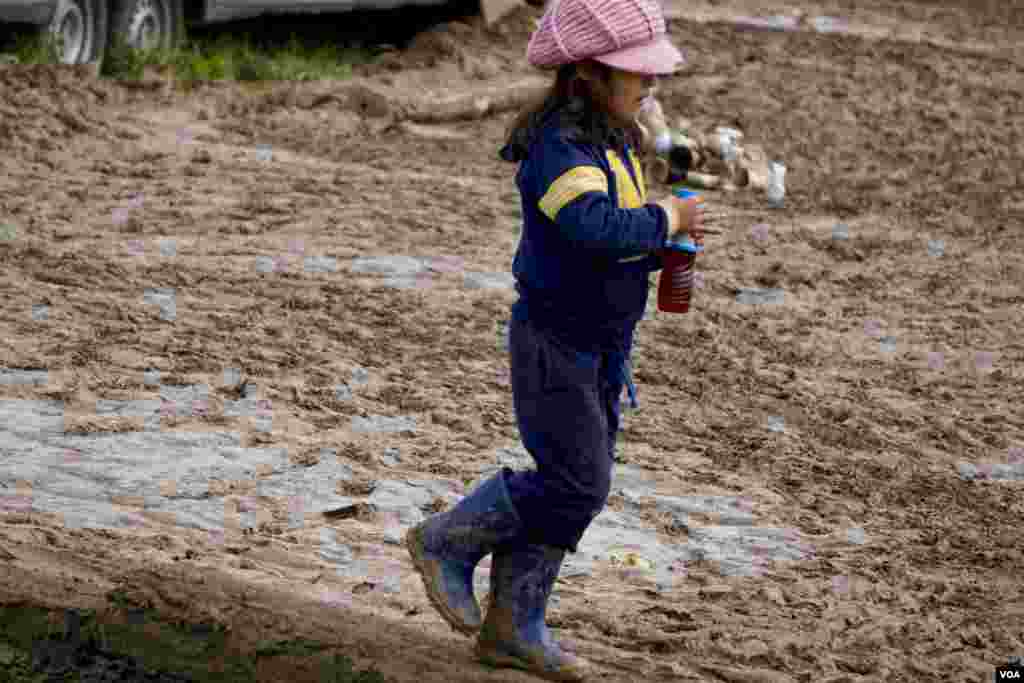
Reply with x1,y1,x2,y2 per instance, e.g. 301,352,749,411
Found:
1,0,1022,681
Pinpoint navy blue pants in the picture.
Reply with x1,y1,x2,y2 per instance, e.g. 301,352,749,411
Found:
503,314,630,553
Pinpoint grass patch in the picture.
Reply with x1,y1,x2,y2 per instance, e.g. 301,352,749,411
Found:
0,597,389,683
3,25,373,84
4,27,65,65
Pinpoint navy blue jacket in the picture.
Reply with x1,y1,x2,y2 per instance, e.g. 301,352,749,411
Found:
505,117,670,355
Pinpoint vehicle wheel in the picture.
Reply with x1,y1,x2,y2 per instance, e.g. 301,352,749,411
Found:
43,0,109,64
109,0,183,53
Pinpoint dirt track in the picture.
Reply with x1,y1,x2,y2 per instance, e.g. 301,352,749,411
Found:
1,1,1022,681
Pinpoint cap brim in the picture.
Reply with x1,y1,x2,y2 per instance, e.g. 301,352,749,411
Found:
592,36,684,75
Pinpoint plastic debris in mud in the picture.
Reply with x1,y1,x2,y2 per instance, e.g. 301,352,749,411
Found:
767,161,786,208
560,558,593,580
176,128,193,145
1,481,33,513
303,255,338,273
746,541,776,578
253,399,273,432
831,575,851,596
368,480,453,521
480,444,535,476
368,560,404,594
143,288,176,321
223,367,242,388
127,194,144,209
349,255,425,278
0,222,17,240
734,15,800,32
846,527,867,545
0,369,48,385
423,254,465,274
222,390,268,418
608,546,658,585
380,448,401,467
256,144,273,162
201,528,224,548
693,271,705,289
159,238,177,257
1009,446,1024,465
735,287,785,306
319,528,354,564
927,351,945,371
463,271,516,291
750,223,769,243
380,510,407,546
31,305,48,321
694,526,809,577
927,239,945,258
288,239,305,256
863,319,882,337
767,416,785,433
385,273,435,290
812,15,849,34
256,255,285,273
879,336,897,354
957,462,1024,482
334,383,353,401
608,547,655,572
112,207,131,226
159,384,210,418
975,351,995,372
287,496,305,529
351,415,417,434
832,222,849,240
350,366,370,386
321,587,354,609
126,239,145,256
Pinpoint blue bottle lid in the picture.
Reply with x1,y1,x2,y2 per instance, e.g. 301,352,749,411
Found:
664,238,702,253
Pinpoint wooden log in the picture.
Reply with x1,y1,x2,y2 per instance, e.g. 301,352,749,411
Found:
404,80,548,124
480,0,523,26
736,143,770,191
681,172,721,189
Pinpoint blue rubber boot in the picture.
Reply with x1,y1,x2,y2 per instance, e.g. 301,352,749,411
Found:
475,545,590,681
405,470,523,635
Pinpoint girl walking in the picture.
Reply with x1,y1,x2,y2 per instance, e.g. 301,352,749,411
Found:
407,0,708,679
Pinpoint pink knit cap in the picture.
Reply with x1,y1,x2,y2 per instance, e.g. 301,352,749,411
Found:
527,0,684,75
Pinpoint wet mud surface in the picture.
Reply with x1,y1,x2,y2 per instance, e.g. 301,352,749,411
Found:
1,1,1022,681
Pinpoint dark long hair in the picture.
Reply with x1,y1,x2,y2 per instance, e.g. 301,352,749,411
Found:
500,61,643,163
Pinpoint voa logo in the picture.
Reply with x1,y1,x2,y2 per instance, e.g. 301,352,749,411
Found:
998,671,1021,680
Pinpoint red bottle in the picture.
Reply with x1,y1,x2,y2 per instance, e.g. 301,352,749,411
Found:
657,189,702,314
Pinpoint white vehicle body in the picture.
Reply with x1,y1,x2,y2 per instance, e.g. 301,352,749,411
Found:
0,0,449,64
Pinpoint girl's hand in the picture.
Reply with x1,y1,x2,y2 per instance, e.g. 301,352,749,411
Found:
659,194,706,247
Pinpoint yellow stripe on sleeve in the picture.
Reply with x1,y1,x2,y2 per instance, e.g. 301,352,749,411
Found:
628,148,647,202
538,166,609,221
606,150,644,209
